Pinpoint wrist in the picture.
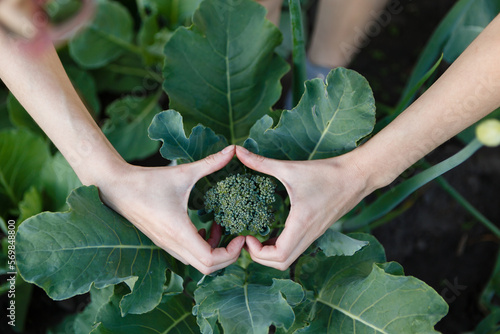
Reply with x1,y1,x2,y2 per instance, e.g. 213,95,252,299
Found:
346,143,399,194
63,130,128,188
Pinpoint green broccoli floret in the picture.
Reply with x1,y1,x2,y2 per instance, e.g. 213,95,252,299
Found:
204,174,276,235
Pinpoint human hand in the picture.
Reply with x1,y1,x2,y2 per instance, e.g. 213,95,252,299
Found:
95,145,245,275
0,0,95,47
235,146,372,270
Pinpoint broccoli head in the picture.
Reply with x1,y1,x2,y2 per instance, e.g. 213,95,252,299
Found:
204,174,276,235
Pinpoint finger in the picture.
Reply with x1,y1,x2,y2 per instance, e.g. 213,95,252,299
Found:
235,146,285,178
189,236,245,274
246,235,310,271
182,233,245,275
186,145,235,181
245,213,315,270
206,222,222,248
49,0,96,43
0,0,38,39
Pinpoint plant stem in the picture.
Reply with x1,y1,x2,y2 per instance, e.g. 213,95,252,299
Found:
343,139,483,231
289,0,307,108
105,64,163,83
434,174,500,239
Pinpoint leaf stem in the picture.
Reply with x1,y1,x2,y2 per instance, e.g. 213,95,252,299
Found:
343,139,483,231
105,64,163,83
433,173,500,239
289,0,307,107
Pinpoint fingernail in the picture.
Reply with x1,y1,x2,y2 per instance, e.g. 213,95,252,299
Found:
221,145,234,154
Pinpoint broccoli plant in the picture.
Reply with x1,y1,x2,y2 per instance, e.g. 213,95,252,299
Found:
204,174,276,236
13,0,500,333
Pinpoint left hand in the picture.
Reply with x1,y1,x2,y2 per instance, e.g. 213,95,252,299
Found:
0,0,95,47
235,146,373,270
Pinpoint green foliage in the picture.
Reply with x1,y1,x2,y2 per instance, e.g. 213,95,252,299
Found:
163,0,289,143
148,110,227,164
204,174,276,235
296,234,448,333
249,68,376,160
316,229,369,257
0,129,51,210
194,264,304,334
11,0,500,333
289,0,307,107
102,93,161,161
69,0,135,69
92,284,197,333
399,0,500,110
16,186,174,316
343,139,484,231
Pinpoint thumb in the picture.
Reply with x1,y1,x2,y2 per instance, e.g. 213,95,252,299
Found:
187,145,235,180
235,146,283,177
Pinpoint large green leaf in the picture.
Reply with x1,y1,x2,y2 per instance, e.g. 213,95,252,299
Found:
48,285,114,334
194,264,304,334
69,0,135,68
249,68,375,160
298,265,447,334
316,229,369,257
148,109,243,210
0,129,51,208
148,109,228,164
296,234,448,333
40,152,82,212
102,93,161,161
16,186,171,316
92,284,198,334
163,0,289,144
297,233,385,291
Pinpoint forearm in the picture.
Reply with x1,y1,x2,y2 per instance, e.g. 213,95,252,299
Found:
355,14,500,190
0,33,125,186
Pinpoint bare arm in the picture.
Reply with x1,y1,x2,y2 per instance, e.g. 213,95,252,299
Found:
355,14,500,190
237,14,500,270
0,27,244,275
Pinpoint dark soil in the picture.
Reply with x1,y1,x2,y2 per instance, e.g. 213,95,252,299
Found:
344,0,500,333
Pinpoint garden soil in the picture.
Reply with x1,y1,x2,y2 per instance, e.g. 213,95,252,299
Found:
347,0,500,333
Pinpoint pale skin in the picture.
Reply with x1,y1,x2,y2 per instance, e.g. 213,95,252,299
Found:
0,18,245,275
1,2,500,272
